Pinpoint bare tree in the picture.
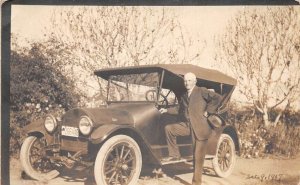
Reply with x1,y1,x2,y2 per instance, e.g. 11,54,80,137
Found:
216,7,300,127
44,7,204,105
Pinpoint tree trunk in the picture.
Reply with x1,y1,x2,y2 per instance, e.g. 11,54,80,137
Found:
273,112,282,127
262,106,271,127
263,109,282,127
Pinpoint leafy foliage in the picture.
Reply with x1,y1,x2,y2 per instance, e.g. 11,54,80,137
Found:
227,104,300,158
10,44,80,156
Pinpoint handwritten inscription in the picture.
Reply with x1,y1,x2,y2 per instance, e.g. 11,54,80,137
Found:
246,174,284,182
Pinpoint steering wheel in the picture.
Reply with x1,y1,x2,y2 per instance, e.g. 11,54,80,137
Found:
145,89,169,106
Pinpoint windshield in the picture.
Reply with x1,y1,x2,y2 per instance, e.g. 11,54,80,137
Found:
107,72,160,102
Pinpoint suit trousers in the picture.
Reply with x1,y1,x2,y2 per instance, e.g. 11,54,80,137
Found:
165,122,208,185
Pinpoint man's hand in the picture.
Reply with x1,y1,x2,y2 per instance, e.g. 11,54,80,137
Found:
159,108,167,114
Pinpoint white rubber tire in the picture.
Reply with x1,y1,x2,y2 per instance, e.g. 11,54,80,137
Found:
212,134,236,178
20,136,59,181
94,135,142,185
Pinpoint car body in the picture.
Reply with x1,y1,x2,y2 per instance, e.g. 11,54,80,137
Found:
21,64,239,185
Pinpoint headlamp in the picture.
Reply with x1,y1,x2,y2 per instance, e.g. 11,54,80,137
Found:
79,116,93,135
44,115,57,133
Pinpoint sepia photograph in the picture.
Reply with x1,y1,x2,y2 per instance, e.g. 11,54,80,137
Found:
3,2,300,185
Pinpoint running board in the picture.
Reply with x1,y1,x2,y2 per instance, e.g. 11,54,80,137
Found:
151,144,191,149
161,155,215,165
161,158,188,165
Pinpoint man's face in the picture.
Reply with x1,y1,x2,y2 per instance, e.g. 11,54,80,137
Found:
184,73,196,91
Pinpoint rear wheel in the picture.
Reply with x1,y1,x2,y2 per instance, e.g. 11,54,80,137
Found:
20,136,59,181
212,134,236,178
94,135,142,185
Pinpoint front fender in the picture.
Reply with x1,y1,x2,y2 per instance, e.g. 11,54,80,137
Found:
90,124,161,165
22,119,57,145
90,124,127,144
24,119,46,136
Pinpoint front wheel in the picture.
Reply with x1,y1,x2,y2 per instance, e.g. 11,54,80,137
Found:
20,136,59,181
94,135,142,185
212,134,236,178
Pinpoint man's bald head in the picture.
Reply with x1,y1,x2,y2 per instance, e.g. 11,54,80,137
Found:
184,72,196,81
184,72,197,91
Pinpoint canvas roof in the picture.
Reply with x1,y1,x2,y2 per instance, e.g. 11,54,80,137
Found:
94,64,237,86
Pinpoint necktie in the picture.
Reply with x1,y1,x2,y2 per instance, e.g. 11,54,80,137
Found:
188,90,191,97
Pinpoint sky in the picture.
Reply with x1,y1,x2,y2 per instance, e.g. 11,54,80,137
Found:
11,5,240,68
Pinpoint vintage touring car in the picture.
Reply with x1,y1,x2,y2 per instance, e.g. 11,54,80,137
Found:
21,64,239,185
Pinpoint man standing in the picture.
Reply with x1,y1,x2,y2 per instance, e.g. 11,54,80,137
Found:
159,72,222,185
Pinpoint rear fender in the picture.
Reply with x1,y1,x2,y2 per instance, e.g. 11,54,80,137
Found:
207,125,240,156
90,125,160,165
223,125,240,154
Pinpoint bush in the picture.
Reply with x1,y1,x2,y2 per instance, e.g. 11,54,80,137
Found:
266,123,300,157
10,45,80,156
227,104,300,158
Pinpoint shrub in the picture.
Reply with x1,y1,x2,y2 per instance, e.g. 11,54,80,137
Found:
227,104,300,158
265,123,300,157
10,45,80,156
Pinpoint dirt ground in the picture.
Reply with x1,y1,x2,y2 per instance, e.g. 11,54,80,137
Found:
9,155,300,185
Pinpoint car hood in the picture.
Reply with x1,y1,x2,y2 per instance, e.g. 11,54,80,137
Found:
62,103,159,127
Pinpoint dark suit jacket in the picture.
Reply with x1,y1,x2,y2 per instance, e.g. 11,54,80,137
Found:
169,86,222,140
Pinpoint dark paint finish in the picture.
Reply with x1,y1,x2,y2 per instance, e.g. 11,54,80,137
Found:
62,103,158,126
24,119,57,145
90,124,162,165
24,64,239,169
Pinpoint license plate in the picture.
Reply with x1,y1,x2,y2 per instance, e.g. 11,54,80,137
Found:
61,126,79,137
